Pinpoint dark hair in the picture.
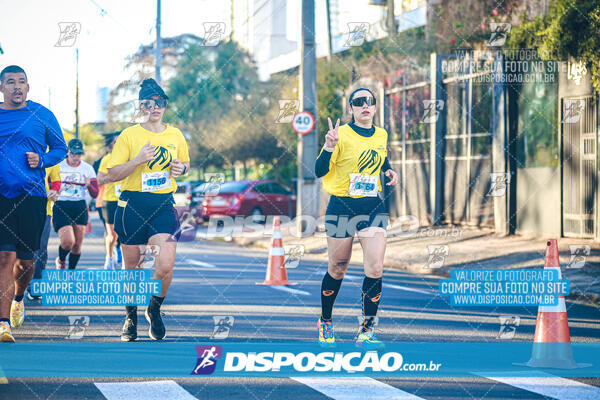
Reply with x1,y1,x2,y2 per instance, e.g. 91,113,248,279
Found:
0,65,27,83
139,78,169,100
104,131,120,148
348,87,376,123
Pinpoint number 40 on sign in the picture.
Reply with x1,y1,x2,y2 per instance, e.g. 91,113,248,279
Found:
292,111,315,135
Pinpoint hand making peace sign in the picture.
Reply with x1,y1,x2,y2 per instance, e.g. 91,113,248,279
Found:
324,117,340,150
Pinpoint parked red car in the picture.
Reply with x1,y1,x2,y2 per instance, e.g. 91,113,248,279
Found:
200,180,296,222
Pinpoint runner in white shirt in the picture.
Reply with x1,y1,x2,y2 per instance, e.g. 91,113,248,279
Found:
52,139,98,269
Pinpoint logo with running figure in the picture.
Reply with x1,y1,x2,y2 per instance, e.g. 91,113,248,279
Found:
487,23,511,47
191,345,223,375
357,149,383,175
55,22,81,47
211,316,234,339
66,316,89,339
148,146,172,170
344,22,370,47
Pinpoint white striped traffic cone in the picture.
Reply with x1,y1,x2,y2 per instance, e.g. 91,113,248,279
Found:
517,239,590,369
256,216,296,286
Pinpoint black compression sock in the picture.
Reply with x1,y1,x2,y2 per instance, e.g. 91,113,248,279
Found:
151,295,165,307
68,253,81,269
362,276,382,329
58,246,69,262
14,294,23,302
320,272,343,320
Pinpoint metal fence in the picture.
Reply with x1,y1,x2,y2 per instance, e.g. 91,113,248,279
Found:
385,78,431,224
562,96,597,238
381,52,496,227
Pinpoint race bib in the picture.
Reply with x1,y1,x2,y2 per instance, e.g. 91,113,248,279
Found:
114,184,122,198
348,173,378,197
141,171,171,192
61,183,81,198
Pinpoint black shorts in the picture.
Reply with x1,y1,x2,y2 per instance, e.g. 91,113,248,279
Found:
325,195,389,238
0,194,47,259
52,200,89,232
102,201,118,225
98,205,106,226
114,191,180,245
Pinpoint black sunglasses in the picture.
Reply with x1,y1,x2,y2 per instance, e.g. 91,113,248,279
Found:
140,98,167,109
350,96,376,107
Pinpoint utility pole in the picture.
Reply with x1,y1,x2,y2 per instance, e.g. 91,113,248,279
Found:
297,0,319,232
230,0,234,40
155,0,162,83
387,0,396,35
325,0,332,62
75,48,79,139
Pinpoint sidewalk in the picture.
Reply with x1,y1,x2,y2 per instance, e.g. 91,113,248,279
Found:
221,222,600,305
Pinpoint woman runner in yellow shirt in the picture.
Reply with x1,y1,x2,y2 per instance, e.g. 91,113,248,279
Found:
106,79,190,341
314,87,398,350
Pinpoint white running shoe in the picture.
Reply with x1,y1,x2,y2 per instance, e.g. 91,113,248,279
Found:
103,257,114,270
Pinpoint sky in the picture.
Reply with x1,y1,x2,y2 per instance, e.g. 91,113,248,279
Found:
0,0,232,129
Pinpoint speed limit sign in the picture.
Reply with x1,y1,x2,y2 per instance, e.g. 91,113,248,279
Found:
291,111,315,135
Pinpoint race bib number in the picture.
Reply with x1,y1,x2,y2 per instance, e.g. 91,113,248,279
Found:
114,184,122,198
62,183,81,198
141,171,171,192
348,173,378,197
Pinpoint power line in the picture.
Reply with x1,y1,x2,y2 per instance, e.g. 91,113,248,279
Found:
87,0,130,32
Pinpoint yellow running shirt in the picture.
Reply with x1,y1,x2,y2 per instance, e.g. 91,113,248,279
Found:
98,153,123,202
45,164,61,216
106,124,190,194
319,124,388,198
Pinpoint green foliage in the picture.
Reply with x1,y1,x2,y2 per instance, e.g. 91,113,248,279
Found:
316,61,350,147
506,13,551,49
508,0,600,94
166,39,291,179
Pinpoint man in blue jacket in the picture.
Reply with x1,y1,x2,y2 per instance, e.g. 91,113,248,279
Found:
0,65,67,342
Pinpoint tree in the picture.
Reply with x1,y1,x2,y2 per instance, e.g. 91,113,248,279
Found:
509,0,600,94
167,39,292,176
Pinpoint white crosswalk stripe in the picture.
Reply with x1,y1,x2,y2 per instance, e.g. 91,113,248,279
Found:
291,376,426,399
187,259,217,268
475,371,600,400
269,285,311,296
85,373,600,400
95,380,197,400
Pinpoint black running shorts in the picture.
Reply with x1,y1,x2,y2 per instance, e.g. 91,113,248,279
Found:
102,201,118,225
114,191,180,245
324,195,389,238
52,200,89,231
0,194,47,259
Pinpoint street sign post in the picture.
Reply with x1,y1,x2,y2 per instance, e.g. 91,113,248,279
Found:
292,111,315,135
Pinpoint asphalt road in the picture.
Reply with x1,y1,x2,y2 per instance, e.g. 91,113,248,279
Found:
2,215,600,399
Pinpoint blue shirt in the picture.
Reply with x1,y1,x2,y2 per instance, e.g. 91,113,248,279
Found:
0,101,67,198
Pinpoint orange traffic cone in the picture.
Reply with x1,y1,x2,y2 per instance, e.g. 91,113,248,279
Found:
256,216,296,286
517,239,590,369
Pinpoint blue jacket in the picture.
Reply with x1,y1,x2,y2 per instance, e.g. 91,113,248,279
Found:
0,101,67,198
